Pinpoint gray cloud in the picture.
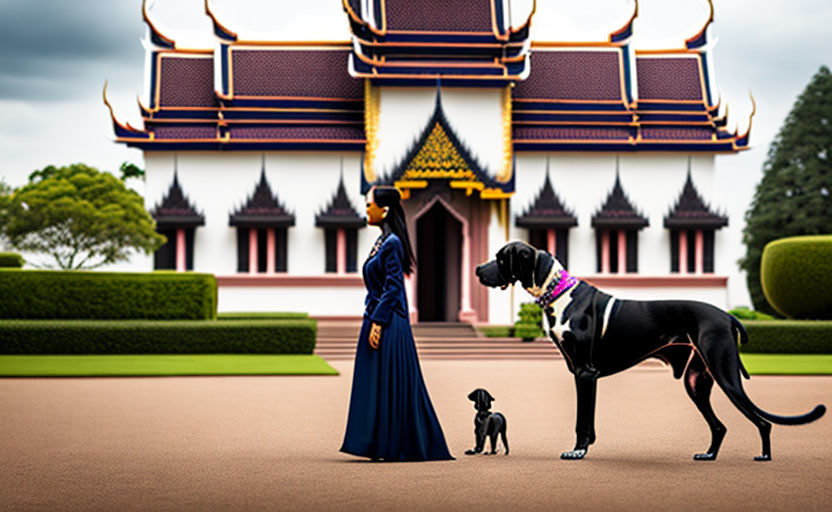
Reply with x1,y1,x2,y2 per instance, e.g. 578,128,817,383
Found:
0,0,144,101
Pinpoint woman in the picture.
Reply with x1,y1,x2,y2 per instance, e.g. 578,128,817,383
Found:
340,186,453,462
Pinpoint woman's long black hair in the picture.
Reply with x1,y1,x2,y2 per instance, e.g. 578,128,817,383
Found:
372,186,416,276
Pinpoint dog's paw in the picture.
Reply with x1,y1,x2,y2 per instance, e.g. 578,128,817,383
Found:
693,453,717,461
560,449,587,460
464,449,478,456
754,454,771,462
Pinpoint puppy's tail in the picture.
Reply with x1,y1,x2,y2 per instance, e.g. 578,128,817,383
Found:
730,315,751,380
754,404,826,426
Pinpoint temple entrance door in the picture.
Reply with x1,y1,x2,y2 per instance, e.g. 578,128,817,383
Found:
416,201,462,322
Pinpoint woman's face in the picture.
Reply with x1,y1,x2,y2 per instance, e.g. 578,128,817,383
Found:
365,188,388,226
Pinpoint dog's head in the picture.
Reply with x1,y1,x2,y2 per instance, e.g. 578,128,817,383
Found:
476,241,559,291
468,388,495,412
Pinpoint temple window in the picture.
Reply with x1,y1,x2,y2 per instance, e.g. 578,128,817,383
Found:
230,165,294,274
515,171,577,268
591,171,648,274
664,167,727,274
316,174,365,274
150,171,204,272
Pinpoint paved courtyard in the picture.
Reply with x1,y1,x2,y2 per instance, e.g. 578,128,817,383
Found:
1,360,830,511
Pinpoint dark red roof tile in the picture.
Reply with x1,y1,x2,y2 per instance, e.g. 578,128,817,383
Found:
159,57,216,107
513,51,623,101
384,0,493,32
636,57,703,101
232,50,362,98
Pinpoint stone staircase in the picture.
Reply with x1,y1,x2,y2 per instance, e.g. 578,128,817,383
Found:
314,320,562,361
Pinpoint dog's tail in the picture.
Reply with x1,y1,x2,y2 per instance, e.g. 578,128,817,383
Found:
754,404,826,426
729,315,751,380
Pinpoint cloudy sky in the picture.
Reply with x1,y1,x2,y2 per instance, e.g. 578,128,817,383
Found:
0,0,830,210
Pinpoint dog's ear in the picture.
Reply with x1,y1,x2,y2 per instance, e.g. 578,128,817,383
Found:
485,390,495,402
467,390,478,402
515,243,538,289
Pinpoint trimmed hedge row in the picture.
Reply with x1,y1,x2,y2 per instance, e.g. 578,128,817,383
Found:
218,312,309,320
0,270,217,320
0,253,24,268
740,320,832,354
0,319,316,355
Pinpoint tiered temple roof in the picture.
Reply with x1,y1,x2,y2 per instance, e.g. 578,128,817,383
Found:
108,0,751,154
229,166,295,228
592,172,648,230
664,168,728,229
343,0,533,86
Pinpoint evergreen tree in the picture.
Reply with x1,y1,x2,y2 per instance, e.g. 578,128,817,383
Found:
740,66,832,314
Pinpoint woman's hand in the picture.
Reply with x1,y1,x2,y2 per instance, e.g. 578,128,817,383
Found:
369,323,382,349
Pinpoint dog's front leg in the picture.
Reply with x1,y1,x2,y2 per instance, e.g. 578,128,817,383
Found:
562,366,599,460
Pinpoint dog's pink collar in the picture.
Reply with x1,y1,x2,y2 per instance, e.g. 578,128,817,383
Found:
536,270,578,309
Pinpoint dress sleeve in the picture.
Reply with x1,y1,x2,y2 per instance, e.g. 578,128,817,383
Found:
370,235,404,326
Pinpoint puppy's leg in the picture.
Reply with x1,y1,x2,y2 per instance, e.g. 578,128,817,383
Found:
683,351,726,461
562,366,599,460
489,430,498,455
500,422,509,456
465,419,486,455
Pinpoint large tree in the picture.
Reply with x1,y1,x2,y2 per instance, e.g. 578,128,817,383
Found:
4,163,165,269
740,65,832,314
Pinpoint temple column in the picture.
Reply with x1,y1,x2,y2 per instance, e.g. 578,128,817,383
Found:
679,229,688,275
547,229,556,257
249,229,258,274
266,228,276,274
617,230,627,274
695,229,704,274
336,228,347,275
175,228,186,272
601,230,611,274
459,222,477,323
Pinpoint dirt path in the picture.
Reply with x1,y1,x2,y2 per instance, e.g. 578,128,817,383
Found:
1,360,830,511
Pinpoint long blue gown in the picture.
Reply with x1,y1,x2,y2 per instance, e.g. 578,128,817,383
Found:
340,233,454,461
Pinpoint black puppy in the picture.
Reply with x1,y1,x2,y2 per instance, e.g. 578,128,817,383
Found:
476,241,825,461
465,388,509,456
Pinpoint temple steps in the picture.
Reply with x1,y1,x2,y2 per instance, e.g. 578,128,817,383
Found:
314,320,561,360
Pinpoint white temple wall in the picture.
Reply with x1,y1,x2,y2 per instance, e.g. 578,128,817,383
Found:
144,151,372,316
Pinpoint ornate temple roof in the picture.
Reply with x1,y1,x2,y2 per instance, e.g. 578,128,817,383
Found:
315,173,366,229
343,0,533,86
515,171,577,229
108,0,751,154
591,172,648,230
664,168,728,229
150,170,205,228
229,166,295,228
369,89,513,199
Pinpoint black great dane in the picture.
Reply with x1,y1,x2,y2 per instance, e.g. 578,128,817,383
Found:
476,241,825,461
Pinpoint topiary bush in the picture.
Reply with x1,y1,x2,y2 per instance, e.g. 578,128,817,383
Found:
515,302,544,341
0,252,24,268
761,235,832,319
728,306,775,321
0,270,217,320
740,320,832,354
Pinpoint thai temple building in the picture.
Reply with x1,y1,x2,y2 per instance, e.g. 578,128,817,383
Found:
106,0,753,324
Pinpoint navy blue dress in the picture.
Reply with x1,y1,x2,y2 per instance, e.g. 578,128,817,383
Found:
340,233,453,462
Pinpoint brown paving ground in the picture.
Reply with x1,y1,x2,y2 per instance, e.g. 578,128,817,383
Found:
1,360,830,511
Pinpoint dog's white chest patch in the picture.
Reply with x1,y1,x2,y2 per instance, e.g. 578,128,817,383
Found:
547,292,574,343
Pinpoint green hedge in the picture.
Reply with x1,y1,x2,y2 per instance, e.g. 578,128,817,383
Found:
218,312,309,320
761,235,832,319
0,253,24,268
0,270,217,320
740,320,832,354
0,319,316,354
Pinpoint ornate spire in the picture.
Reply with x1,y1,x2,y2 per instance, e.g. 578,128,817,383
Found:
151,164,205,228
516,165,577,229
592,161,648,230
229,158,294,228
316,166,366,229
664,161,727,229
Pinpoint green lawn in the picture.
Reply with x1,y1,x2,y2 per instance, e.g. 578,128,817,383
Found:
0,355,339,377
740,354,832,375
